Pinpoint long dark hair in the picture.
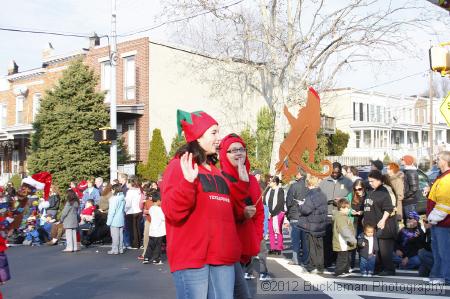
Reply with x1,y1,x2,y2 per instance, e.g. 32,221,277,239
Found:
351,179,365,206
66,189,79,206
175,140,218,165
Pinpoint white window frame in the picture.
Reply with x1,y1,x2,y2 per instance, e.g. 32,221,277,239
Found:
16,96,25,124
101,61,111,103
0,103,6,128
127,123,136,160
12,150,19,174
32,93,41,121
123,56,136,100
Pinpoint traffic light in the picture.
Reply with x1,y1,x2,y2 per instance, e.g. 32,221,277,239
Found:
429,43,450,76
93,127,117,144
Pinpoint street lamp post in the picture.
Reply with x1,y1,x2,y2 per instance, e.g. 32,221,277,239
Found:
110,0,118,182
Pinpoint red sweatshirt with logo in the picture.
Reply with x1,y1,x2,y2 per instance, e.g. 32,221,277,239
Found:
161,158,241,272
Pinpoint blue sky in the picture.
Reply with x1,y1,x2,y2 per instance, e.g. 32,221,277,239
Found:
1,0,449,97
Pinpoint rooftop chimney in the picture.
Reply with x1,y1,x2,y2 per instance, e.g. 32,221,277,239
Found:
89,33,100,48
42,42,54,60
7,60,18,75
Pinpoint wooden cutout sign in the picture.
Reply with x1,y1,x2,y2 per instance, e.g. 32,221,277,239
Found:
275,87,332,178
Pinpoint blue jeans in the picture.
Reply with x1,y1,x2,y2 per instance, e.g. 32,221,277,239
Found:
360,255,376,274
418,249,433,277
392,254,421,269
299,228,309,265
123,221,130,247
233,262,250,299
172,264,235,299
430,226,450,283
290,221,300,264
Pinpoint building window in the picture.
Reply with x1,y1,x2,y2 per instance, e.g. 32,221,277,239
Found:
16,96,25,124
353,102,356,121
359,103,364,121
363,130,371,148
355,131,361,148
12,150,19,174
123,56,136,100
32,93,41,121
127,123,136,160
101,61,111,103
0,104,7,128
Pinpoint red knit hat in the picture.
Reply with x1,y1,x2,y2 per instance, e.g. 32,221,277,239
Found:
402,155,415,166
219,133,250,180
177,110,218,142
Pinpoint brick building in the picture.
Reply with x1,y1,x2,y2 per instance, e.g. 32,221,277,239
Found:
0,38,150,183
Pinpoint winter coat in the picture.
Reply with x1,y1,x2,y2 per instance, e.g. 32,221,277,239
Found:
426,169,450,227
263,186,285,217
125,188,142,215
389,171,405,217
47,194,60,213
297,188,328,236
333,211,357,251
81,188,101,207
286,178,308,222
98,192,111,212
346,192,365,223
395,226,425,258
60,201,79,229
107,193,125,228
403,167,419,206
319,175,353,215
363,185,398,239
357,233,379,259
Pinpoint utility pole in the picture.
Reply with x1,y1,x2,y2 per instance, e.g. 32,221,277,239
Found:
110,0,118,182
429,69,434,167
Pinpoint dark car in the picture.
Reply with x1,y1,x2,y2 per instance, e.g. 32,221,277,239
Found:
356,165,429,215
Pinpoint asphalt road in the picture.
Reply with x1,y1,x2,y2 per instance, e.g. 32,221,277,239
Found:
1,243,448,299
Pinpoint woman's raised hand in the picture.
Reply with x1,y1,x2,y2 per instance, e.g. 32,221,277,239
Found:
237,157,249,182
180,152,198,183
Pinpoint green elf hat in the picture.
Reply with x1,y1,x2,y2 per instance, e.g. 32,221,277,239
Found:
177,109,218,142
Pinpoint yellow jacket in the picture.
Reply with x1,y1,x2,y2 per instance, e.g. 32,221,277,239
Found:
427,170,450,226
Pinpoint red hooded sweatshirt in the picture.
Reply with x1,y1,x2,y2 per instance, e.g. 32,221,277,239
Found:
161,157,241,272
219,134,264,264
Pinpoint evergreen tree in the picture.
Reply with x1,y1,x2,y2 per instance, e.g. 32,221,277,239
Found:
117,136,131,165
254,107,275,174
239,126,257,169
28,59,110,189
168,134,186,158
137,129,168,181
329,129,350,156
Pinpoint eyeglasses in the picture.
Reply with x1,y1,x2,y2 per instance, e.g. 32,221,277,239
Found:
227,148,246,154
354,188,364,191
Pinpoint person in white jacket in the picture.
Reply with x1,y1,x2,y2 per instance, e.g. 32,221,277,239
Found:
143,192,165,264
124,178,143,249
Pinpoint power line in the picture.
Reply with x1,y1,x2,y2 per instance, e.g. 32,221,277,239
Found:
118,0,244,37
0,27,93,38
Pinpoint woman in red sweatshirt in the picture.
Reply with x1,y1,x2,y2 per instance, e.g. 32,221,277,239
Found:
219,133,264,299
161,110,241,299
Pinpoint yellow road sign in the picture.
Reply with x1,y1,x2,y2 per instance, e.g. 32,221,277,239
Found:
441,92,450,127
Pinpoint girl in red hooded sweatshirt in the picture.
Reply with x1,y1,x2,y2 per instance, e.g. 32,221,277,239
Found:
161,110,241,299
219,133,264,299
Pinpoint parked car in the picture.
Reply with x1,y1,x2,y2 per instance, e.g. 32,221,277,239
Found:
356,165,430,215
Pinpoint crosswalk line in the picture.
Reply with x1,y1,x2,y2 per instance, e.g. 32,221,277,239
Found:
270,256,450,297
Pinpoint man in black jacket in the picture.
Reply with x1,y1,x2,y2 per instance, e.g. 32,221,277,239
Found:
401,155,419,223
286,168,308,265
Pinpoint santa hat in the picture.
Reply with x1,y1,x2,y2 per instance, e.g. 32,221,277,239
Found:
177,110,218,142
22,172,52,200
77,180,88,191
